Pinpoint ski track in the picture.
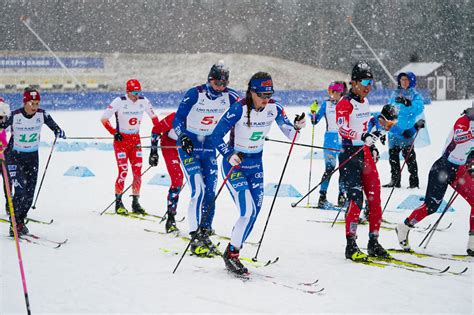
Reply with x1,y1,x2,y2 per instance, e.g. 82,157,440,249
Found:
1,100,473,314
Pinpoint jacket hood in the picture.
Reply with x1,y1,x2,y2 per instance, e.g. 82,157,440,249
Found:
397,71,416,89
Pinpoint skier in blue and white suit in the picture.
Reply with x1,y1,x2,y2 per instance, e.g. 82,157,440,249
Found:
210,72,306,275
173,62,240,256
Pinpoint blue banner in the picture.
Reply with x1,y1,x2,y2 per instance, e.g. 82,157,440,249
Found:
0,89,431,111
0,56,104,69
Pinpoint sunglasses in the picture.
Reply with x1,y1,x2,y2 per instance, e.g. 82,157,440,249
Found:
359,79,374,87
129,91,141,96
256,92,273,99
213,80,228,87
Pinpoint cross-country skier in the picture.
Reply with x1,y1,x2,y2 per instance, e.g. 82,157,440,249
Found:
309,81,348,208
396,105,474,256
101,79,159,215
336,61,398,261
383,72,425,188
173,62,240,256
149,112,183,233
210,71,306,275
1,88,66,236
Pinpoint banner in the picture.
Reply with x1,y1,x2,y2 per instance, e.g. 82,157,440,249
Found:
0,56,104,69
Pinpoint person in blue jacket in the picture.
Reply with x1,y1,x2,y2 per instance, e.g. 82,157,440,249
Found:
309,81,347,208
172,62,240,256
383,72,426,188
210,72,306,275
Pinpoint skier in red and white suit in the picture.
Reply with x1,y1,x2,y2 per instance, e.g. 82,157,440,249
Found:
336,61,394,262
149,112,184,232
101,79,159,215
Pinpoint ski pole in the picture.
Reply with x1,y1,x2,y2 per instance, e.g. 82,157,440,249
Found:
291,145,366,208
31,136,58,209
382,130,419,215
418,190,459,249
99,165,153,215
252,131,299,262
265,137,341,152
173,165,237,274
0,154,32,314
66,136,151,140
306,125,316,206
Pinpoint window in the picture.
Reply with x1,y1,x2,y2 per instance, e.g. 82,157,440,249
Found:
438,78,444,89
447,77,455,91
427,77,435,91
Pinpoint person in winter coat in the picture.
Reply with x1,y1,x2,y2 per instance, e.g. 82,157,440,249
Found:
384,72,425,188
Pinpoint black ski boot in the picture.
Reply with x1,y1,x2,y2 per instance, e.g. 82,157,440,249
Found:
337,193,347,208
382,180,401,188
345,237,368,261
165,211,178,233
115,194,128,215
367,236,391,259
190,230,212,257
408,175,419,189
318,192,328,208
9,218,29,237
131,195,146,215
200,228,219,255
223,243,248,276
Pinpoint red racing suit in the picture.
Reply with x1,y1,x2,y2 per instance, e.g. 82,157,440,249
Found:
336,91,382,238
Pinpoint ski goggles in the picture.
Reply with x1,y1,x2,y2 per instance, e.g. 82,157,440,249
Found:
359,79,374,87
378,115,398,129
129,91,141,96
213,80,228,87
255,92,273,99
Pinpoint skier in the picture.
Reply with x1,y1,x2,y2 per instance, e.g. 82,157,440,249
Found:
1,88,66,236
210,72,306,275
383,72,425,188
149,112,183,233
336,61,398,261
309,81,348,208
173,62,240,256
396,105,474,256
101,79,159,215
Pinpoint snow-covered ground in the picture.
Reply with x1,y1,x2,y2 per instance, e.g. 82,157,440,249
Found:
1,99,473,314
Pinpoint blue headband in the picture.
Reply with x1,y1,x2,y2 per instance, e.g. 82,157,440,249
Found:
250,77,274,93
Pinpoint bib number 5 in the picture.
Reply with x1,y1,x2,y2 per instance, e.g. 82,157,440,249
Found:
201,116,215,125
249,131,264,141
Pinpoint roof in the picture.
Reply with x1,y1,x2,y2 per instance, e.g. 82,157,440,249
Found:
394,62,443,77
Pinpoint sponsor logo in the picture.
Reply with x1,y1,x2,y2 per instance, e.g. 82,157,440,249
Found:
232,181,247,189
226,112,235,120
230,171,244,181
7,165,17,171
183,157,194,165
254,172,264,179
267,110,275,118
117,152,126,159
252,183,260,189
136,151,142,157
261,79,273,87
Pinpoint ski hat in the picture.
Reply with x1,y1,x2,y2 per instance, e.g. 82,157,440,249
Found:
465,102,474,120
328,81,347,94
126,79,141,92
23,88,41,103
379,104,398,122
250,76,274,93
208,61,229,82
351,61,373,81
0,101,10,116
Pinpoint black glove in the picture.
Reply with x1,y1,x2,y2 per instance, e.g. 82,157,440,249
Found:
179,134,194,156
396,96,412,107
149,149,159,167
361,130,382,146
370,145,380,163
380,134,386,145
54,128,66,139
293,112,306,130
114,132,123,141
414,119,425,131
402,129,413,139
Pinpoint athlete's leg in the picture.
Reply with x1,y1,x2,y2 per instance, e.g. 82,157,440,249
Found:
361,146,382,237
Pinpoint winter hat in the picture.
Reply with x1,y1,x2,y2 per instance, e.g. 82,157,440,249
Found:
379,104,398,122
23,88,41,103
351,61,373,81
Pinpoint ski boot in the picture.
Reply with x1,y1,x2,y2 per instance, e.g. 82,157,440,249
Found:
9,218,29,237
190,230,212,257
382,180,401,188
367,236,391,258
223,243,248,276
345,236,368,261
200,228,220,255
395,220,412,251
408,175,419,189
467,233,474,257
131,195,146,215
115,194,128,215
165,211,178,233
318,192,329,209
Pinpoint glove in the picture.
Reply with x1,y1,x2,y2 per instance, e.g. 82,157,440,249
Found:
380,134,386,146
54,128,66,139
370,145,380,163
414,119,425,131
179,134,194,156
361,131,382,146
227,152,243,167
114,132,123,141
294,112,306,130
149,149,159,167
309,100,319,114
395,96,412,107
402,129,414,139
